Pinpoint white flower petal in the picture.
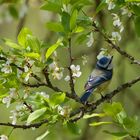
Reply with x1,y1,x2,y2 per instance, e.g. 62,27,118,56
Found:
64,76,70,81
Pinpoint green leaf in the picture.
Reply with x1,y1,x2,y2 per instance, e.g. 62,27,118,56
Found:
103,130,128,138
36,130,50,140
83,113,106,119
89,121,112,127
70,9,78,30
50,92,65,106
125,0,140,2
95,0,106,14
67,122,81,135
73,26,84,33
8,5,18,19
46,38,63,60
103,102,123,117
134,16,140,37
131,5,140,16
62,0,70,4
26,35,40,52
61,12,70,32
41,2,62,13
24,52,40,60
18,28,32,47
27,108,47,124
46,22,64,32
3,38,22,50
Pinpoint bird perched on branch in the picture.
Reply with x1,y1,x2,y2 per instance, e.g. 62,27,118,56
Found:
80,56,113,104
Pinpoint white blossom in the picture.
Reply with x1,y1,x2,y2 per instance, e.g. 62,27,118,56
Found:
0,135,8,140
52,70,63,80
111,31,121,41
82,55,88,65
121,7,132,17
28,60,35,66
9,88,16,97
37,92,49,99
106,0,115,10
2,96,11,108
2,88,16,108
112,13,124,33
24,72,30,82
9,110,18,125
24,66,29,72
58,105,71,117
49,62,64,80
1,61,12,74
64,75,70,81
58,105,64,115
86,32,94,47
70,65,82,78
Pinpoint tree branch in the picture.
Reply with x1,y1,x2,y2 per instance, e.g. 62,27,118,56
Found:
16,0,29,37
0,119,48,129
92,22,140,66
68,38,76,96
70,75,140,122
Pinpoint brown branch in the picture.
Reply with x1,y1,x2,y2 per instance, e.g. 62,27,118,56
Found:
68,38,76,96
23,101,33,113
0,119,48,129
92,22,140,66
70,75,140,122
16,0,29,37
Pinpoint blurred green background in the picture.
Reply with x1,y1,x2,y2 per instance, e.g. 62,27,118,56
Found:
0,0,140,140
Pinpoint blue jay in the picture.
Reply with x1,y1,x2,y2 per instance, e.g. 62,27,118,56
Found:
80,56,113,103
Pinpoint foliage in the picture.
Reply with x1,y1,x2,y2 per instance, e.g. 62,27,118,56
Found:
0,0,140,139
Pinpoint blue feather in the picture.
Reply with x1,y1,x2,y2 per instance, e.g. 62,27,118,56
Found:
80,90,93,103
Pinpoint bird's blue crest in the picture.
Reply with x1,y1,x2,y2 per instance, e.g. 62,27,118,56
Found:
99,57,109,65
97,56,112,69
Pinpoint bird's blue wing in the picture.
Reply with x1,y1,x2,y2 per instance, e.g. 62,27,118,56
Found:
84,75,108,91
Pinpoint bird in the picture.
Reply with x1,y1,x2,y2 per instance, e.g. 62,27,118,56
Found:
80,56,113,104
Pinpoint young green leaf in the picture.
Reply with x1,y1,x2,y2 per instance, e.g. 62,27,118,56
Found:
61,12,70,32
103,130,128,138
67,122,81,135
50,92,65,106
73,26,84,33
131,5,140,16
41,1,62,13
17,28,32,47
95,0,106,14
134,16,140,37
103,102,123,117
46,38,63,60
89,121,112,127
83,113,106,119
27,108,47,124
46,22,64,32
26,35,40,52
24,52,40,60
8,5,18,19
36,130,50,140
70,9,78,30
3,38,22,50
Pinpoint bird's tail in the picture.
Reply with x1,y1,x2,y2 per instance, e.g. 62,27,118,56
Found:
80,89,94,103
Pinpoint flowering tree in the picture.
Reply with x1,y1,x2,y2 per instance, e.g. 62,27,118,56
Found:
0,0,140,140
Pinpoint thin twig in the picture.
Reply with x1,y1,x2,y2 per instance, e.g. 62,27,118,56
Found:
70,75,140,122
16,0,29,37
92,22,140,66
68,38,76,96
0,119,48,129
